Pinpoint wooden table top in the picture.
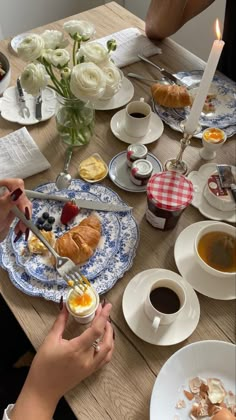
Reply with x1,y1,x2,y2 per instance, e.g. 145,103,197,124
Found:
0,2,235,419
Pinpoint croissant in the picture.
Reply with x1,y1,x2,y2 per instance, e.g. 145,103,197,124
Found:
151,83,192,108
55,215,101,265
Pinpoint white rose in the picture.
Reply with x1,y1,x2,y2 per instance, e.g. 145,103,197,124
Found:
49,49,70,68
77,42,109,65
63,20,95,39
17,34,44,62
21,63,49,96
70,62,106,102
41,30,68,49
102,64,123,99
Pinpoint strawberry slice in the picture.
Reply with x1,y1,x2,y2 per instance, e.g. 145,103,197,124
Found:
60,201,80,225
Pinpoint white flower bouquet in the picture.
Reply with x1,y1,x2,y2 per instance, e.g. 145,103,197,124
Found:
17,20,122,146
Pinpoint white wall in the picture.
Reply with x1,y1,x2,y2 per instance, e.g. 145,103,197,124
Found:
125,0,226,61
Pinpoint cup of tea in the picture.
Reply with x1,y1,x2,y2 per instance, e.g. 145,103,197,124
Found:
144,278,186,329
194,222,236,278
124,98,151,137
66,286,99,324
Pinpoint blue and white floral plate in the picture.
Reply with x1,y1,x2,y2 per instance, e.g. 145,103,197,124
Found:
0,180,139,302
153,70,236,138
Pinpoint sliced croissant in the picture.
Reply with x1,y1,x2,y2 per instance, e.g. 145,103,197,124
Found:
55,215,101,265
151,83,192,108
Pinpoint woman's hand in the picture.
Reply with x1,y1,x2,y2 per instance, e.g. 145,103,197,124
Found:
0,178,32,242
11,302,114,420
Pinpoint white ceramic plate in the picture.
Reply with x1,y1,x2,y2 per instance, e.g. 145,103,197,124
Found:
0,86,57,124
174,221,236,300
150,340,235,420
93,77,134,111
188,163,236,223
10,32,34,53
109,151,163,192
110,109,164,145
122,269,200,346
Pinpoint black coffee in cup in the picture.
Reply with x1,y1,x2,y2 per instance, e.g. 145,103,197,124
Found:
129,112,146,118
150,287,180,314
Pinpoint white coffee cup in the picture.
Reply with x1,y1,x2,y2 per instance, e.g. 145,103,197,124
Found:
66,287,99,324
124,98,151,137
144,278,186,330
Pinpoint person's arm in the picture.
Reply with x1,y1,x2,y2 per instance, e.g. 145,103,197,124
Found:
10,302,114,420
145,0,215,40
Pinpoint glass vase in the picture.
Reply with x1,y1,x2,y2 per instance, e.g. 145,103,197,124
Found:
55,95,95,147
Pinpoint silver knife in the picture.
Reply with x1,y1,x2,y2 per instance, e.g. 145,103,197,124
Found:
16,78,30,118
138,55,183,86
35,92,42,120
25,190,132,212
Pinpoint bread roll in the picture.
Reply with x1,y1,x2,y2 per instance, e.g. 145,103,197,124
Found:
55,215,101,265
151,83,192,108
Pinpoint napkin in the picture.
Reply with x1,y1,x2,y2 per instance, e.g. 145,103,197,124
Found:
0,127,50,179
95,27,162,68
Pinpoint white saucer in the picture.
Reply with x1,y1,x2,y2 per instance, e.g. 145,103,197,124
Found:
122,269,200,346
110,108,164,145
10,32,34,53
109,151,163,192
174,221,236,300
188,163,236,223
0,86,57,125
93,77,134,111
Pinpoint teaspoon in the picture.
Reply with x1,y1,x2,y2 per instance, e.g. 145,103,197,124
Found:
55,147,73,190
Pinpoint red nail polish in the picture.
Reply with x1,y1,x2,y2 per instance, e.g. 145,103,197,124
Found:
10,188,23,201
25,207,30,220
14,231,23,243
59,296,63,310
101,299,106,308
113,329,115,340
25,228,30,241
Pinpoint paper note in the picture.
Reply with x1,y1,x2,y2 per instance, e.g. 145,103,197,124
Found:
95,27,162,68
0,127,50,179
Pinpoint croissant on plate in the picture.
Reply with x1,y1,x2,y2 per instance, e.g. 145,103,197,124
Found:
151,83,192,108
54,215,101,265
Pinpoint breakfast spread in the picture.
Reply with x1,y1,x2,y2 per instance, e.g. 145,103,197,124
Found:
55,215,101,265
151,83,192,108
79,154,108,181
176,376,236,419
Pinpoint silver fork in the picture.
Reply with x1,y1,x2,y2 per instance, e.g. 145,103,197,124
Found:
16,78,30,119
12,206,89,292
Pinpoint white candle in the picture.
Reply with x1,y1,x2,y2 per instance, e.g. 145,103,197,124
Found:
185,19,225,134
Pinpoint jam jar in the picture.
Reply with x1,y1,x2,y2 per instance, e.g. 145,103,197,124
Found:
127,144,148,168
130,159,153,186
146,171,193,230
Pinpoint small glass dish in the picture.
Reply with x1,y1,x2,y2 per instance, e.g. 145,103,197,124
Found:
78,153,108,183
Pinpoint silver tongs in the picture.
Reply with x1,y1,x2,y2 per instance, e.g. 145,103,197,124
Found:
138,55,183,86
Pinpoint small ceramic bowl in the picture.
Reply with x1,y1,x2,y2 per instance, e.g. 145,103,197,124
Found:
194,222,236,279
0,52,11,95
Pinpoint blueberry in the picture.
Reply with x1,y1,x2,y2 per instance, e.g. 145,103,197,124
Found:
42,212,49,220
43,223,52,231
48,216,55,224
37,217,44,225
36,223,44,230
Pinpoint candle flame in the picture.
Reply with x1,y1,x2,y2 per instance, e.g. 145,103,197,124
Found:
215,19,222,40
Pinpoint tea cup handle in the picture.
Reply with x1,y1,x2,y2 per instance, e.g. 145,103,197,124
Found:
152,316,161,330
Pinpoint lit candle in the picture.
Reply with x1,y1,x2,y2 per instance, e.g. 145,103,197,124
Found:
185,19,225,134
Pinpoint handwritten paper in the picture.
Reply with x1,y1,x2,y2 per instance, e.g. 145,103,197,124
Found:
95,27,162,68
0,127,50,179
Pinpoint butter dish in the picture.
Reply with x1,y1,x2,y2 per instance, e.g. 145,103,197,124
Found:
78,153,108,183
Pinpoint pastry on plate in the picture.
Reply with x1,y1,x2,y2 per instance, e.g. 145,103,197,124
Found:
151,83,192,108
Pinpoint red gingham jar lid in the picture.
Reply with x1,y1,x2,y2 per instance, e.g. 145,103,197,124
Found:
147,171,194,211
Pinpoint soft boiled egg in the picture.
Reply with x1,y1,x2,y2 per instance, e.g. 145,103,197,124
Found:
211,407,235,420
